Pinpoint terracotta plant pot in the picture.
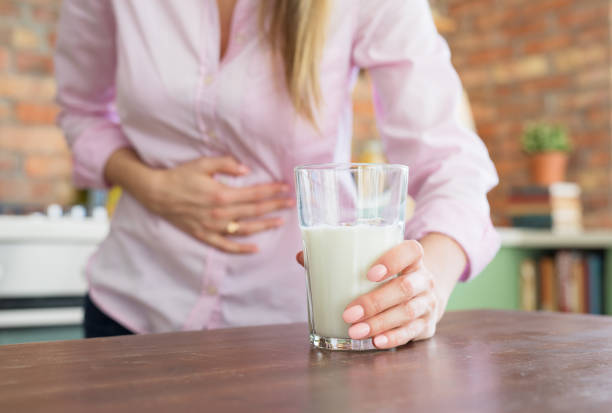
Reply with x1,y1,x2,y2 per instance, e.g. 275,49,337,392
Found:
528,151,568,185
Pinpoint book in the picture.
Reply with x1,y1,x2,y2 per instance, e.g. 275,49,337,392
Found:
507,204,554,215
507,204,582,218
520,258,538,311
509,183,582,232
511,215,553,229
510,183,580,198
551,198,582,210
510,186,552,197
586,254,603,314
570,253,586,313
549,182,581,198
555,251,574,312
539,255,556,311
508,194,551,203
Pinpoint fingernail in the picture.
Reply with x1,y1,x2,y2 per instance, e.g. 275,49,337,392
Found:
374,335,388,347
367,264,388,282
274,218,285,226
237,165,250,174
280,185,290,192
348,322,370,339
286,199,296,207
342,305,364,323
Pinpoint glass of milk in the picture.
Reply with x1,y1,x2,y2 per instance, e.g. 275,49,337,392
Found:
295,163,409,351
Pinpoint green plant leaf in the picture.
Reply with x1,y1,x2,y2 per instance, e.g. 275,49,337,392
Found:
521,123,572,154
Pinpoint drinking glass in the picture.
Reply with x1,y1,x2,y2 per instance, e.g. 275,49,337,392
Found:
295,163,409,351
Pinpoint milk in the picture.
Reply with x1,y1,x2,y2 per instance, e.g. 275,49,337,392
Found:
301,224,404,338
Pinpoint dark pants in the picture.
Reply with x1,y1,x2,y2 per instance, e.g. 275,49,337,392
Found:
83,294,134,338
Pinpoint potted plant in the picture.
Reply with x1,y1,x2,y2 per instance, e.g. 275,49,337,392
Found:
522,123,572,185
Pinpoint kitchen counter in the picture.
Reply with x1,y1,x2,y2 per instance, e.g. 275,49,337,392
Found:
1,310,611,412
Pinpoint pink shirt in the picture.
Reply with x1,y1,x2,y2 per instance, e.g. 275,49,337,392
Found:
56,0,500,334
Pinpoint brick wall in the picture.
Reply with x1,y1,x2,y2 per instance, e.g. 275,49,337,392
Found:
431,0,612,228
0,0,73,210
2,1,611,227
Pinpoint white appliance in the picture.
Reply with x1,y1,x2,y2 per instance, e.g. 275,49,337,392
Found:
0,212,109,328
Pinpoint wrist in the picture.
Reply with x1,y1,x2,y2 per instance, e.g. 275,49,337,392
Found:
419,233,466,317
105,147,167,215
143,169,167,215
420,233,466,281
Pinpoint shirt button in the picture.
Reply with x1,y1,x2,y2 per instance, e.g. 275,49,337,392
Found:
204,75,214,85
206,285,218,296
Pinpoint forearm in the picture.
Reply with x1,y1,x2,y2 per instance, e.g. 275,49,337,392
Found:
104,147,159,209
419,232,467,319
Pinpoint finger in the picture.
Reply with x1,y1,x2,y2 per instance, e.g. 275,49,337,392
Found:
366,240,424,282
348,293,434,340
231,218,285,236
342,270,432,323
372,318,427,349
200,232,258,254
414,319,437,341
220,183,291,204
208,198,295,220
200,156,249,176
296,251,304,266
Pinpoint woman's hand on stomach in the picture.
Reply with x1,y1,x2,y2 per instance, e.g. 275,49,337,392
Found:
148,156,294,253
105,149,293,253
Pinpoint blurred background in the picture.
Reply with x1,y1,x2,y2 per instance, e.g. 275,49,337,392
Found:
0,0,71,211
357,0,611,229
0,0,611,344
0,0,610,226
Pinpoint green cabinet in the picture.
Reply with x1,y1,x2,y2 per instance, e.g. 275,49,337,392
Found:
447,229,612,314
0,326,83,345
447,248,528,311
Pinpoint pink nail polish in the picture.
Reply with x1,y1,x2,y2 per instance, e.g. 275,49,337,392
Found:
367,264,388,282
374,335,388,347
342,305,364,323
348,322,370,339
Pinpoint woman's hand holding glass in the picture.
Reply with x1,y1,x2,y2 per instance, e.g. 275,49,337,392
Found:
298,239,441,349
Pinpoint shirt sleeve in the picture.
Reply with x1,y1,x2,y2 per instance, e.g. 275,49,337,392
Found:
55,0,130,189
352,0,500,281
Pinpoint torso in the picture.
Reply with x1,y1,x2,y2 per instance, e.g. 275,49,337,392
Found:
96,0,358,333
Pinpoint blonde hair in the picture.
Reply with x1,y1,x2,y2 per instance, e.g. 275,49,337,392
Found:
260,0,330,125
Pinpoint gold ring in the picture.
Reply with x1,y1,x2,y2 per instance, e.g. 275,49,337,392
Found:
226,221,240,234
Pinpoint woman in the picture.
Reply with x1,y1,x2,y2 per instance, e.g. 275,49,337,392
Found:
56,0,500,349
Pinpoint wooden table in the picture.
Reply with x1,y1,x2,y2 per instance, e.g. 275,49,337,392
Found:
1,310,611,412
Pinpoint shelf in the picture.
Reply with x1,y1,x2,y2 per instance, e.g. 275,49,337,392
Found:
0,308,83,328
0,216,109,242
498,228,612,249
